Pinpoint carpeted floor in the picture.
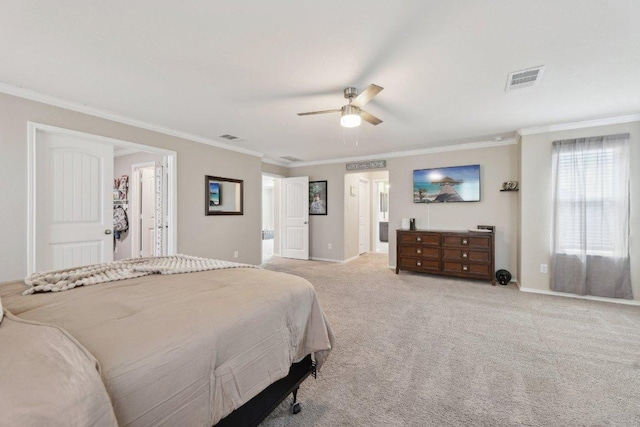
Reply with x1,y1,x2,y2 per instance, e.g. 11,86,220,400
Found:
261,254,640,427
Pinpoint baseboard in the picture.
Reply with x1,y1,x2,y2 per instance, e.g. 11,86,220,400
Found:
310,256,359,264
309,254,376,264
518,286,640,306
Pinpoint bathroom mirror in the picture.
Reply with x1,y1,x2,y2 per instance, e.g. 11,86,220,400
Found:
205,175,243,215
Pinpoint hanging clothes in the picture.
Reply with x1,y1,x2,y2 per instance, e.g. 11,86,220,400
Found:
113,205,129,240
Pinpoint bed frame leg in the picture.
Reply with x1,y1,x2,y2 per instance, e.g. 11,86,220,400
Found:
290,387,302,414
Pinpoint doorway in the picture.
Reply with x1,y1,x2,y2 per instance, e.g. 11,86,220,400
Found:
358,178,371,254
28,122,177,274
262,175,276,263
374,180,389,254
345,170,389,261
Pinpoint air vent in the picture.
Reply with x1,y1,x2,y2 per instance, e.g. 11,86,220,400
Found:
506,66,545,91
220,134,241,141
280,156,303,162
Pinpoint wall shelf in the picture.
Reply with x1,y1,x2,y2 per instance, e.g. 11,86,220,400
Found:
500,189,519,192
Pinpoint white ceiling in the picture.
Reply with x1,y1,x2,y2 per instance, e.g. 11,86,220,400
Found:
1,1,639,164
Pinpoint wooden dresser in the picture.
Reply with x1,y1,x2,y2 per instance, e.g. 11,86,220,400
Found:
396,229,495,285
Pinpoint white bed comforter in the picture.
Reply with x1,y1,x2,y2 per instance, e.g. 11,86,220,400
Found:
0,311,118,427
0,267,334,426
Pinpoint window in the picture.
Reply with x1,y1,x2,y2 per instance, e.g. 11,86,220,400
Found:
551,133,631,298
552,134,629,258
557,148,625,256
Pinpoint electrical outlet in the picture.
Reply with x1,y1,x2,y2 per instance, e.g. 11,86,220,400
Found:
234,251,239,259
540,264,548,274
328,243,332,250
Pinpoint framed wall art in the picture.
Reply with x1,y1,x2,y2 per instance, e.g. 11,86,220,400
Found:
309,180,327,215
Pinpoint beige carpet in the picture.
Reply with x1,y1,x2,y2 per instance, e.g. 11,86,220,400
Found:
261,254,640,427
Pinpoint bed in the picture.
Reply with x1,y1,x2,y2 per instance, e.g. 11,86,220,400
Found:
0,257,334,426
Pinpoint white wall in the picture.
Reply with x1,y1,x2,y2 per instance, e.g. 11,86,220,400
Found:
0,93,263,283
519,122,640,300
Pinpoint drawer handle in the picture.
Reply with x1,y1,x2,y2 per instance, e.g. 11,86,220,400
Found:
416,261,422,267
416,237,422,242
462,265,468,271
462,252,468,258
417,249,422,254
462,239,468,245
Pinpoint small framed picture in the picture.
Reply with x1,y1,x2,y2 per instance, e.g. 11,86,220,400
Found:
309,180,328,215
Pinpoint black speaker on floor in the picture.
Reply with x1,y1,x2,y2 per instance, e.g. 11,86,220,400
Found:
496,269,512,285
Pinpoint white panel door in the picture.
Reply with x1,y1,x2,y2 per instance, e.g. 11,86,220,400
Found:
358,179,370,255
140,166,157,257
281,176,309,260
36,131,114,271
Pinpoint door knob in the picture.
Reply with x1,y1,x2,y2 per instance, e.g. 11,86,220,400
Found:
105,229,112,235
304,221,308,224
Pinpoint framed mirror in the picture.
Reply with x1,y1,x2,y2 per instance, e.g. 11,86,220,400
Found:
205,175,243,215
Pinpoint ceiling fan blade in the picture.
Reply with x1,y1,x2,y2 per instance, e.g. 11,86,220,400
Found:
350,84,383,108
297,109,342,116
360,109,383,126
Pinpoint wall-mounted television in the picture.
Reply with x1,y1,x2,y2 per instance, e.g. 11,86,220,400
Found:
413,164,480,203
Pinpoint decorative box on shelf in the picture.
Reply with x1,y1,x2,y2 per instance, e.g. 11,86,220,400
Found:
500,181,519,191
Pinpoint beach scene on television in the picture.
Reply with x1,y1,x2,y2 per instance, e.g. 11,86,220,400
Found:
413,164,480,203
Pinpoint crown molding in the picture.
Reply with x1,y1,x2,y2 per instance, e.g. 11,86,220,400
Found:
518,113,640,136
0,81,265,159
284,138,517,168
261,157,291,167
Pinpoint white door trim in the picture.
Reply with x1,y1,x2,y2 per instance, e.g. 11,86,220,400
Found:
358,178,371,255
27,122,178,275
262,173,284,259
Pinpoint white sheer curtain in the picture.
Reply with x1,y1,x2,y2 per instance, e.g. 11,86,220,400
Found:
551,133,631,299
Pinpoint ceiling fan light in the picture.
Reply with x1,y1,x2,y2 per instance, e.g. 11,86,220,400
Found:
341,105,361,128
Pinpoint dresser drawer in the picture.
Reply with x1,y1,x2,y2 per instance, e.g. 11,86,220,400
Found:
442,235,491,249
399,232,439,246
399,257,439,271
399,245,439,258
442,248,489,263
442,262,490,276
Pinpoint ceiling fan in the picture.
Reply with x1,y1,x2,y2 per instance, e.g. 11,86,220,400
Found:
297,84,383,128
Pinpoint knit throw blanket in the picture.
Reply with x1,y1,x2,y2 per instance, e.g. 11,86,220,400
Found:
23,255,256,295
